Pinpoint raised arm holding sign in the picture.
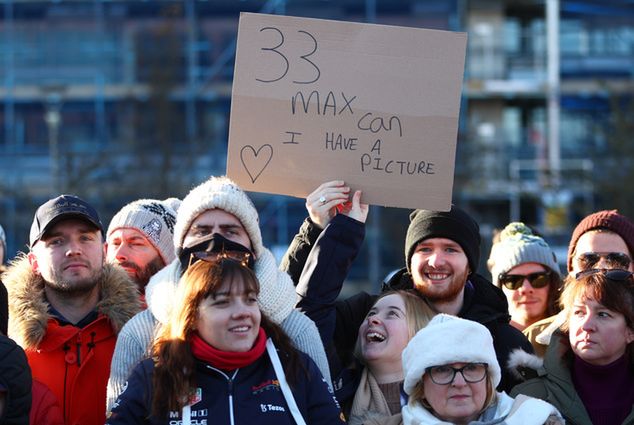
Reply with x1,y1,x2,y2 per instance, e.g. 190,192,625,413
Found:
227,12,467,211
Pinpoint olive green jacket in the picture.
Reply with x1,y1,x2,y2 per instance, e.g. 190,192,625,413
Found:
510,330,634,425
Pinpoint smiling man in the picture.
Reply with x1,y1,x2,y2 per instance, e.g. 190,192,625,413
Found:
106,199,179,296
297,205,534,393
3,194,139,425
376,207,532,390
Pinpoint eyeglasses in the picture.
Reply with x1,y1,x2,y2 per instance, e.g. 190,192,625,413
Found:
575,252,631,271
188,250,252,269
425,363,488,385
498,271,552,290
574,268,634,281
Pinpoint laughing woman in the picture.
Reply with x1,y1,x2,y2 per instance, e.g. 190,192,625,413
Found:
348,290,435,425
107,257,344,425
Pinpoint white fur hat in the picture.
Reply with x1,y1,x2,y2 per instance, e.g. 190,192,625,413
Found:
173,176,264,257
107,199,178,264
402,314,501,395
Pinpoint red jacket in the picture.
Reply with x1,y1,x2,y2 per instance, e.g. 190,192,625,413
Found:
26,316,117,425
3,258,140,425
31,379,64,425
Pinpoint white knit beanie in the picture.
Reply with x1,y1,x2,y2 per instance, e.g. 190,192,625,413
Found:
489,222,560,287
163,197,182,213
402,314,501,395
173,176,264,257
107,199,178,264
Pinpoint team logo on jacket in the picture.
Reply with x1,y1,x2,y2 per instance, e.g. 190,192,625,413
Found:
251,379,280,394
189,387,203,405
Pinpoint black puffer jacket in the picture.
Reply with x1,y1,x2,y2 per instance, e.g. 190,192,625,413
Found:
0,335,31,425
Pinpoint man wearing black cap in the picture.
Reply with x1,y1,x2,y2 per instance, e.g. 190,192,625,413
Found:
288,203,533,393
2,194,139,425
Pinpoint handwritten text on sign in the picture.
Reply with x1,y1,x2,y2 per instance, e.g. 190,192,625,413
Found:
227,13,467,210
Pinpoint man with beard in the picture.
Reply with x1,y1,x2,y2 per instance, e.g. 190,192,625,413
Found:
288,203,533,392
106,198,179,302
2,195,139,424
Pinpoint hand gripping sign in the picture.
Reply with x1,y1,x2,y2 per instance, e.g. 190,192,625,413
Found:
227,12,467,211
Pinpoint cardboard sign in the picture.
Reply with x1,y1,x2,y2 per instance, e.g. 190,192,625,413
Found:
227,12,466,211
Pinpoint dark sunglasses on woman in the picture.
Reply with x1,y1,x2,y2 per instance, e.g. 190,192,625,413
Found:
575,251,631,271
575,268,634,281
498,270,553,291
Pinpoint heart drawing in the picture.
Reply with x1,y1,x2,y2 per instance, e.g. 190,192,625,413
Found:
240,144,273,183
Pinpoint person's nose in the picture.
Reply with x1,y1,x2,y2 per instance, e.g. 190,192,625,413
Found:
595,257,611,270
231,300,252,319
66,239,83,257
580,313,596,332
518,279,534,294
427,251,445,268
368,315,382,326
451,370,468,387
113,244,129,261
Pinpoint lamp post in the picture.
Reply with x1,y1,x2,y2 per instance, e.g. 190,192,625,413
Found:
42,85,66,193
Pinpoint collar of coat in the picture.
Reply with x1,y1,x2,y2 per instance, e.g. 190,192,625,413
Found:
2,254,140,350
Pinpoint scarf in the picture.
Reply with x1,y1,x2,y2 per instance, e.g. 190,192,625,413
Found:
349,368,403,425
190,328,267,370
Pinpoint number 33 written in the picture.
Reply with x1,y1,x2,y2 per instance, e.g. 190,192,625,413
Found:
256,27,321,85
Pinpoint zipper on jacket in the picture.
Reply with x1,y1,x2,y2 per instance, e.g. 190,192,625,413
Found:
227,369,238,425
76,332,82,367
206,365,239,425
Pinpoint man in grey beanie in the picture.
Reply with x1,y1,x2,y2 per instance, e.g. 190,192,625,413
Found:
106,198,179,295
106,176,329,412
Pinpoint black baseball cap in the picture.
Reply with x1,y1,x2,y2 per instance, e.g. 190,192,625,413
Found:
29,195,105,247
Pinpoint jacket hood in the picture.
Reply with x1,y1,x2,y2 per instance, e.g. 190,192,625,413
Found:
145,247,295,325
383,268,510,325
507,348,544,381
3,254,140,350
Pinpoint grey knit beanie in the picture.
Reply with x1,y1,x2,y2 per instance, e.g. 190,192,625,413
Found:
489,222,560,287
107,199,178,264
173,176,264,257
0,223,5,250
402,314,501,395
172,176,295,324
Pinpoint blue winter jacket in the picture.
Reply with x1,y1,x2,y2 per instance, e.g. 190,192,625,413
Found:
107,346,345,425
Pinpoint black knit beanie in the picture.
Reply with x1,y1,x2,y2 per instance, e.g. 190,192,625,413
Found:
405,205,481,273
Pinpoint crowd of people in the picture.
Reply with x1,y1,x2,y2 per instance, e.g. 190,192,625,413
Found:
0,176,632,425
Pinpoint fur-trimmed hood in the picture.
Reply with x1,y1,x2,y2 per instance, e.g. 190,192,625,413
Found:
3,254,140,350
507,348,544,382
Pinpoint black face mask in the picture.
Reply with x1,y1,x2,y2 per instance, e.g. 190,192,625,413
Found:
178,233,255,273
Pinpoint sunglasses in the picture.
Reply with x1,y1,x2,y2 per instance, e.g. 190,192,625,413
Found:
188,250,252,269
575,252,631,271
574,268,634,281
498,271,552,290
